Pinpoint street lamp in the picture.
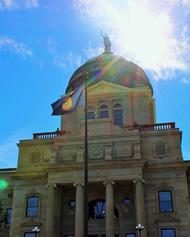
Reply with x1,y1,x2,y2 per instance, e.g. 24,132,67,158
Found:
136,224,144,237
32,226,40,236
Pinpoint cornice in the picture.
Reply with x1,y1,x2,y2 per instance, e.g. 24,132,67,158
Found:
140,129,180,137
10,170,47,180
17,140,53,146
44,159,147,172
146,162,189,169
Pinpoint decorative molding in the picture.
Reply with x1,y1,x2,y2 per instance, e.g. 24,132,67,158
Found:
134,142,141,159
30,189,37,195
105,144,112,160
20,217,42,227
160,182,168,190
89,145,104,160
114,142,132,158
77,147,84,162
73,183,84,188
59,147,77,161
103,180,115,186
133,179,145,184
155,214,180,223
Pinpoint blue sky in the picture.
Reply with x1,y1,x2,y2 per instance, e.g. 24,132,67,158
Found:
0,0,190,168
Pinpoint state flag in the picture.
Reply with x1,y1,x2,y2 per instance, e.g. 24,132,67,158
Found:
51,85,83,115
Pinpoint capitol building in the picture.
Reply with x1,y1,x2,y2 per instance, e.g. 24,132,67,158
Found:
0,39,190,237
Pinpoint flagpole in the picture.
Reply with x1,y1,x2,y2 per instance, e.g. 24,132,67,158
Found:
84,72,88,237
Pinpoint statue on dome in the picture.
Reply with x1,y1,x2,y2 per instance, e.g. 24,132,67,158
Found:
101,30,111,53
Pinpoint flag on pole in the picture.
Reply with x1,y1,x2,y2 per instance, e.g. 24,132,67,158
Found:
51,85,83,115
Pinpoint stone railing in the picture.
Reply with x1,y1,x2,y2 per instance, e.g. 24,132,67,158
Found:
138,122,175,131
33,129,66,139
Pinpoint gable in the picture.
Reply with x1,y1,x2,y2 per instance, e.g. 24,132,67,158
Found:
88,81,129,96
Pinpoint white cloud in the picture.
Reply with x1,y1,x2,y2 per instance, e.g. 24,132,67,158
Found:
54,51,82,69
0,128,29,168
73,0,190,80
0,0,38,10
47,38,57,54
181,78,190,84
47,39,82,69
0,36,33,57
83,42,104,59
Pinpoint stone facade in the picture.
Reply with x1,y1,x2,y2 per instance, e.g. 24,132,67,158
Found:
0,53,190,237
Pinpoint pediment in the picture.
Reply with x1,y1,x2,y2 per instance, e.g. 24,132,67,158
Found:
88,81,129,96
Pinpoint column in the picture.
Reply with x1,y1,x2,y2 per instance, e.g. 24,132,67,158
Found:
133,179,147,237
104,181,115,237
74,183,84,237
46,184,56,237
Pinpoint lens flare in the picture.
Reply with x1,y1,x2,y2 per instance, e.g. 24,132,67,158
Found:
0,180,8,189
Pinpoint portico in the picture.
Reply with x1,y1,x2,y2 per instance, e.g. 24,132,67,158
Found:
45,174,147,237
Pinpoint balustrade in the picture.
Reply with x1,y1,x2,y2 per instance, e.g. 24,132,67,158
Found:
33,129,66,139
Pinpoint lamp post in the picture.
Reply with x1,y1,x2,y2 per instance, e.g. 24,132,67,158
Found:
32,226,40,236
136,224,144,237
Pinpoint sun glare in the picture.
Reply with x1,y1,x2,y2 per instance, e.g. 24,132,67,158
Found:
78,0,187,78
104,1,176,71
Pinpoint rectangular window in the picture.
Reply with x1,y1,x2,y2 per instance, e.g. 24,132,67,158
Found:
161,228,176,237
24,233,36,237
126,234,136,237
26,197,39,217
114,110,122,126
159,191,173,212
87,112,95,119
5,208,12,227
100,111,108,118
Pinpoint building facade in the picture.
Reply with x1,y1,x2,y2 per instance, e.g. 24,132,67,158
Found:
0,44,190,237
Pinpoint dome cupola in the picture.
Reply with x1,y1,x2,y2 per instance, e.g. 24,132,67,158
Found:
66,35,153,95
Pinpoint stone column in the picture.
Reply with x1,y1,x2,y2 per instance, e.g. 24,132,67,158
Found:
104,181,115,237
133,179,147,237
74,183,84,237
46,184,56,237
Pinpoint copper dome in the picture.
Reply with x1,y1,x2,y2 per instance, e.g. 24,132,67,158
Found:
66,53,153,95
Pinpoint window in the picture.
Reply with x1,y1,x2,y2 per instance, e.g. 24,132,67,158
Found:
69,200,76,207
126,234,136,237
87,112,95,119
100,104,108,118
26,197,39,217
5,208,12,227
123,197,131,205
158,191,173,212
114,110,122,126
24,233,36,237
89,200,106,219
88,199,119,220
87,106,95,119
161,229,176,237
114,103,122,126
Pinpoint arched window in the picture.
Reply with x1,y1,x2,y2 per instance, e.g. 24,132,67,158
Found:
114,103,121,108
87,106,95,119
88,199,119,220
113,103,122,126
100,104,108,118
